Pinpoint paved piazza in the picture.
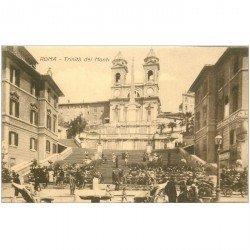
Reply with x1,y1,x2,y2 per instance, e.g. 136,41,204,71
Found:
2,183,248,203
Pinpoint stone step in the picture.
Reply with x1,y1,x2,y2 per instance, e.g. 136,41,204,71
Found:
58,139,79,148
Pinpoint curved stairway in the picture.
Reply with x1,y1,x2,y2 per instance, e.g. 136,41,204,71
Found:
58,139,96,164
57,140,183,183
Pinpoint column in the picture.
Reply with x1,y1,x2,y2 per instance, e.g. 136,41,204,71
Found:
2,59,10,167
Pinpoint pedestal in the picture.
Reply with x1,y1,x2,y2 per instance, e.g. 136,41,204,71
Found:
92,177,99,191
146,144,152,154
80,140,87,148
97,143,103,156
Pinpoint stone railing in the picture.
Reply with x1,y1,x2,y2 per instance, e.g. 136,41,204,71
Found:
39,147,73,165
11,161,34,177
179,147,206,168
74,135,82,147
11,147,73,179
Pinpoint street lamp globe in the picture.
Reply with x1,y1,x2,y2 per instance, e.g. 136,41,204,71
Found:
215,135,223,145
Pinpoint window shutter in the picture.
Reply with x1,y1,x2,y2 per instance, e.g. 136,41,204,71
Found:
16,102,19,118
9,132,11,145
9,100,13,115
30,138,32,149
35,139,38,151
10,68,13,83
35,112,38,125
15,70,20,86
30,111,33,124
15,133,18,146
35,85,39,97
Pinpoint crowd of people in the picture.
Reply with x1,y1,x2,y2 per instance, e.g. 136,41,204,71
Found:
221,167,248,197
107,150,215,202
25,159,103,194
7,149,248,202
155,177,207,203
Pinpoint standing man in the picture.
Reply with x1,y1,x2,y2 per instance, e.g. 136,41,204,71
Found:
13,173,21,197
187,184,199,203
115,155,119,168
106,184,112,201
165,176,177,203
122,187,127,202
69,172,76,195
124,152,128,167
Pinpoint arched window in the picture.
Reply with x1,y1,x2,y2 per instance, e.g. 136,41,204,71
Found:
10,91,19,118
127,91,140,98
115,73,121,83
114,105,120,122
30,103,38,125
147,70,154,80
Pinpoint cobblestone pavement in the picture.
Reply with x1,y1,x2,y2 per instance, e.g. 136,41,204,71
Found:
1,183,248,203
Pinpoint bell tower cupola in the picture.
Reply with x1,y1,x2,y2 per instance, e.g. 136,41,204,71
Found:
143,48,160,84
111,51,128,85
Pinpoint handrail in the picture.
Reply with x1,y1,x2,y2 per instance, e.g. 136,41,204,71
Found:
74,135,82,147
179,147,206,167
11,147,73,177
59,147,72,159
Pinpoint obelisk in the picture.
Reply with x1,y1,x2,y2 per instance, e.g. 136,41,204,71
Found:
127,58,137,122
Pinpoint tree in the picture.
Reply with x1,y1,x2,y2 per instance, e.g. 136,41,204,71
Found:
2,142,11,183
167,121,177,132
157,123,166,134
179,112,194,133
67,115,87,138
58,114,69,127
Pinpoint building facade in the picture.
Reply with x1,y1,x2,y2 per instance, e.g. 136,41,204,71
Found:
2,46,64,167
189,47,248,167
189,65,217,163
59,101,110,126
179,91,195,114
58,49,183,150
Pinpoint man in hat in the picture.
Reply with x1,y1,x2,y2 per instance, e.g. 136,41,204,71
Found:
165,176,177,203
115,155,119,168
13,172,21,196
121,187,127,202
69,172,76,195
187,184,199,202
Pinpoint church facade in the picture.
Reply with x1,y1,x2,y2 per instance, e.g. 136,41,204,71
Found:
58,49,183,150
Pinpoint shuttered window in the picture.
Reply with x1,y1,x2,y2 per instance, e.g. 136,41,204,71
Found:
30,138,38,150
9,132,18,146
9,99,19,118
46,140,51,152
10,67,20,86
30,110,38,125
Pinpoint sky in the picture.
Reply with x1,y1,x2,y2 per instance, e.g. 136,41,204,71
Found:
26,46,227,112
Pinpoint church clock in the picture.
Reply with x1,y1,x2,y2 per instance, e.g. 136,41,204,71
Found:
114,89,121,98
146,87,154,96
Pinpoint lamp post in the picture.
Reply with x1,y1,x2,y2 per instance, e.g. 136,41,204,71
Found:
215,135,223,202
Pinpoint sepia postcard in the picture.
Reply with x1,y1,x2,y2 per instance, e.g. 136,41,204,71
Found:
1,46,248,203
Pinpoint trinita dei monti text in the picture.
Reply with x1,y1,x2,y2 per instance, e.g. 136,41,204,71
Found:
58,49,184,150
